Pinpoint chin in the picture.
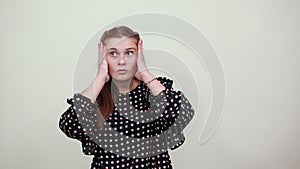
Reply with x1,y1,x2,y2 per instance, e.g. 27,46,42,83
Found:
111,74,135,82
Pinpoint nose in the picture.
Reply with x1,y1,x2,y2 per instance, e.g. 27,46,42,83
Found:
118,54,126,65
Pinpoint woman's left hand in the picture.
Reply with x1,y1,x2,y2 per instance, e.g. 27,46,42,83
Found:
135,39,150,81
135,39,165,94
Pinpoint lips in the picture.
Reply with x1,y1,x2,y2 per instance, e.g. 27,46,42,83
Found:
117,69,127,73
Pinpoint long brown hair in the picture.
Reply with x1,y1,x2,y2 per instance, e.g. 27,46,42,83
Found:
96,26,140,127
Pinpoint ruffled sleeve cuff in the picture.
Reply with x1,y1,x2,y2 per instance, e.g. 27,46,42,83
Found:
149,77,175,110
147,77,195,150
71,93,99,127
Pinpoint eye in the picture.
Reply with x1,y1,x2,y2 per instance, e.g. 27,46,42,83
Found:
109,51,117,57
126,51,134,56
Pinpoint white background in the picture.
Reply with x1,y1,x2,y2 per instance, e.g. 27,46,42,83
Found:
1,0,299,169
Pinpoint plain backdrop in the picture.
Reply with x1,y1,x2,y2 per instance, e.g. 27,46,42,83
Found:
1,0,299,169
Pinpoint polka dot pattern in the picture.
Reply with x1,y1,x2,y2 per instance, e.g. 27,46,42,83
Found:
59,77,194,168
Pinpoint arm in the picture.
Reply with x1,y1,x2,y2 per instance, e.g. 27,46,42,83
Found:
59,96,102,156
133,40,195,146
134,39,166,96
58,42,109,155
59,100,86,141
81,42,109,103
146,77,195,150
60,41,108,141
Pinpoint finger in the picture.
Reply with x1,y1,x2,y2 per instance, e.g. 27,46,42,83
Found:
98,42,107,63
102,57,108,65
138,39,143,57
102,43,107,60
98,42,103,63
138,40,145,62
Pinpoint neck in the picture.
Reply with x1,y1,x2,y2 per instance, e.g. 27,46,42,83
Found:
113,78,139,93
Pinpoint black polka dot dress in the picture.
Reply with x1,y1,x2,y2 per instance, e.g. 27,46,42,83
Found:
59,77,195,169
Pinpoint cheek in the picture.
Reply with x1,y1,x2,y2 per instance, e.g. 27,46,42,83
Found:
129,58,138,70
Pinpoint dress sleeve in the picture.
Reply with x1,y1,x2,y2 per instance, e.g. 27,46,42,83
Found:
58,95,100,155
148,77,195,150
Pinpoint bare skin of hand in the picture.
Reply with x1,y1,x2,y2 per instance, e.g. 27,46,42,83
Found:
135,39,150,82
134,39,166,95
97,42,110,82
80,42,110,103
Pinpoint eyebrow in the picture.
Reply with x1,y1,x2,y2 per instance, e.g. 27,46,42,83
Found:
125,47,137,51
108,47,137,51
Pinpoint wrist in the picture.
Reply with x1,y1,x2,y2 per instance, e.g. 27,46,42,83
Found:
141,71,155,83
95,73,108,82
145,77,157,85
94,75,106,87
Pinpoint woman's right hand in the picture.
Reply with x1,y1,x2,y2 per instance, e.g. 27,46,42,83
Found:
97,42,110,82
80,42,109,103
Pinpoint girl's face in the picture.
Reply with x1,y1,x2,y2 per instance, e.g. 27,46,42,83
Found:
105,37,138,82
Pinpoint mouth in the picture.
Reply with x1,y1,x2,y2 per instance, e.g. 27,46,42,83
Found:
117,69,127,74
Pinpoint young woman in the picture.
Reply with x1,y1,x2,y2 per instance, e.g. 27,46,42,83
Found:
59,26,194,169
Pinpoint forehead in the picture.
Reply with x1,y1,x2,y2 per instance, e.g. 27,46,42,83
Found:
105,37,137,50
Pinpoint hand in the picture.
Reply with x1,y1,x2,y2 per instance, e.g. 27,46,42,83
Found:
97,42,110,82
135,39,150,81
